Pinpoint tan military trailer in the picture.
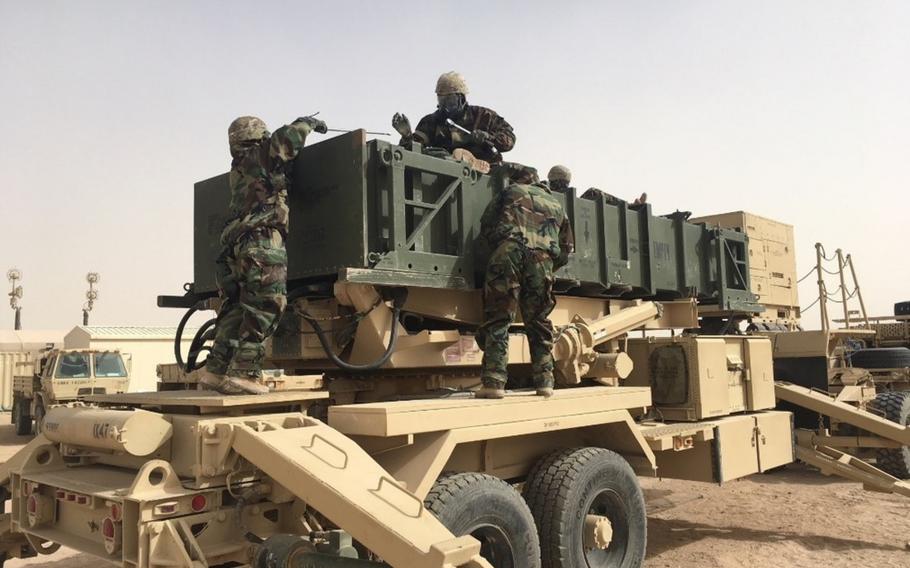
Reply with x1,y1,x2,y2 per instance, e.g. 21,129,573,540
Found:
0,133,908,568
10,349,130,436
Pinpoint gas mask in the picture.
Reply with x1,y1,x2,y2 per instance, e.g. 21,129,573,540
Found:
437,94,466,117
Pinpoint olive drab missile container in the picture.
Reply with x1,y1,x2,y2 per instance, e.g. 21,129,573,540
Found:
2,130,910,568
193,131,761,315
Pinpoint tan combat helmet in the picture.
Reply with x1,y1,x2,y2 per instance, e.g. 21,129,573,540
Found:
436,71,469,96
548,165,572,185
228,116,269,148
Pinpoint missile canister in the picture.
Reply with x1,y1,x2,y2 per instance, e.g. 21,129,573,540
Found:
42,406,173,456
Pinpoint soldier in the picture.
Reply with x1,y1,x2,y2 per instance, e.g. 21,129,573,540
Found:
191,115,327,395
392,72,515,163
547,165,573,194
476,163,574,399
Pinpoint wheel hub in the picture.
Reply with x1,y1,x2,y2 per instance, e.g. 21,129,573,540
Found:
584,514,613,550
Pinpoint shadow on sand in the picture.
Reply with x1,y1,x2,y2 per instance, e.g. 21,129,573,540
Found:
646,516,903,558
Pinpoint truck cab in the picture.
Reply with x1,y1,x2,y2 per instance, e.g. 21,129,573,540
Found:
10,349,130,435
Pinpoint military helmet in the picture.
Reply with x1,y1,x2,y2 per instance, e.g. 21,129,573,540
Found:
548,165,572,184
435,72,469,96
228,116,269,147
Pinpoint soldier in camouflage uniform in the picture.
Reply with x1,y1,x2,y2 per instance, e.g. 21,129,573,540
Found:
547,165,574,194
392,72,515,163
476,163,574,399
193,115,327,395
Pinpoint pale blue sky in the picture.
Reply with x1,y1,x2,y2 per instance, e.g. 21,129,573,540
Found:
1,1,908,329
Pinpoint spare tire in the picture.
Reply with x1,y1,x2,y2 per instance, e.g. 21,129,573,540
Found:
850,347,910,370
870,391,910,478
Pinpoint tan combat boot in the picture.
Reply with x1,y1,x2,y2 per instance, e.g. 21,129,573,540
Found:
475,384,506,399
218,376,270,395
535,375,555,398
188,367,226,391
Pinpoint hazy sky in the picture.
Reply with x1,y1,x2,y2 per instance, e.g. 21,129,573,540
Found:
1,1,908,330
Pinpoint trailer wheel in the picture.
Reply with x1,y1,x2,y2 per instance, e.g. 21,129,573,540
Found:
523,448,647,568
14,400,32,436
425,472,541,568
871,391,910,478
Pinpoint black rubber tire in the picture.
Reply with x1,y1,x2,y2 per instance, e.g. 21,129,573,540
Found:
523,448,647,568
895,301,910,316
425,472,541,568
10,398,19,425
851,347,910,370
871,391,910,479
14,400,32,436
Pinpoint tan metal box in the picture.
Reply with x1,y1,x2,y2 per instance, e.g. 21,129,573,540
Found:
653,410,794,483
690,211,799,326
626,335,775,421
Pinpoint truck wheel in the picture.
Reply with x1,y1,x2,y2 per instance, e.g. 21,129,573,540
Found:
523,448,647,568
871,391,910,478
850,347,910,370
10,398,19,425
425,472,541,568
14,402,32,436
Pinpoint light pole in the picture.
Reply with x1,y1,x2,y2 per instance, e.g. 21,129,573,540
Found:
7,268,22,330
83,272,100,326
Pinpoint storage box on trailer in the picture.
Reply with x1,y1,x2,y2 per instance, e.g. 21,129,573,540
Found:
625,335,776,421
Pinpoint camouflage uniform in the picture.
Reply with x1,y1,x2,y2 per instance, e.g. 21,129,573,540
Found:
477,169,574,390
206,119,316,380
402,105,515,163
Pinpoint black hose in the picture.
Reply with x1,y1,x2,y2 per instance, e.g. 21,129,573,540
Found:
186,318,217,371
175,306,216,372
300,305,403,372
174,307,197,370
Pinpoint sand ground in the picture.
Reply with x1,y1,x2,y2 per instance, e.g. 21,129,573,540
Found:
1,419,908,568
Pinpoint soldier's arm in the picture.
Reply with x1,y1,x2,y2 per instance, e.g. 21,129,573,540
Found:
555,215,575,270
269,121,313,166
486,112,516,153
404,114,435,147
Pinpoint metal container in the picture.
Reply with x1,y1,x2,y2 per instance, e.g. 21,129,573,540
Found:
193,131,760,314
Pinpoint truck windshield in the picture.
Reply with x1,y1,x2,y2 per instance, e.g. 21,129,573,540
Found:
94,353,127,377
56,353,91,378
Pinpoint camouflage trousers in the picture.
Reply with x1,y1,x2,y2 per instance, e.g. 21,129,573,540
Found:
205,228,288,379
477,240,556,389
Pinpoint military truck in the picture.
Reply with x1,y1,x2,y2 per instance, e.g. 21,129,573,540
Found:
10,349,130,436
0,132,908,568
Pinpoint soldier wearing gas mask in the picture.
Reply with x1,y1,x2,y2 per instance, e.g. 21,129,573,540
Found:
392,72,515,163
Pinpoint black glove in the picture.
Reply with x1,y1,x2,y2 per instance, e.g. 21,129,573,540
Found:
472,129,492,146
392,112,413,137
297,116,328,134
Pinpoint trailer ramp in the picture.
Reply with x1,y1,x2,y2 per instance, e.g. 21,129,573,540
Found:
775,382,910,445
231,417,491,568
795,432,910,498
777,382,910,498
